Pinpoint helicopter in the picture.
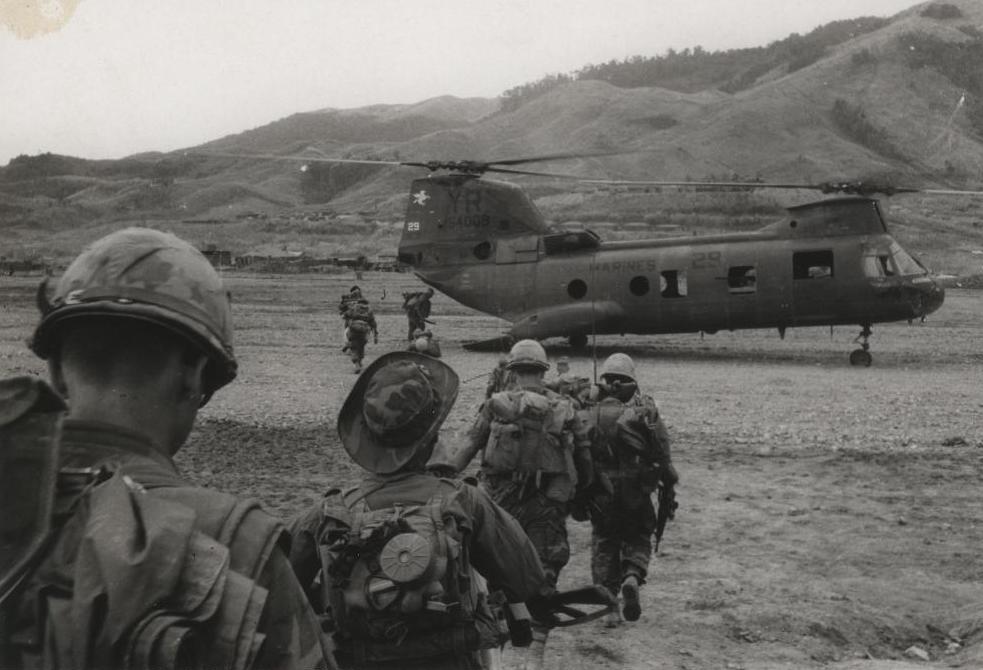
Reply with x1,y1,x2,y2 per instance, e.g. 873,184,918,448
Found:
390,157,971,366
203,151,971,366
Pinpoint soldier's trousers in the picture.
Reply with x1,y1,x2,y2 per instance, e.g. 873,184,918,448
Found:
480,473,569,589
589,479,657,595
348,333,367,364
407,316,425,341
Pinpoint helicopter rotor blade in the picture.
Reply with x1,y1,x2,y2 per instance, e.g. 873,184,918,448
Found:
483,151,622,167
484,165,596,180
579,178,983,197
190,151,406,167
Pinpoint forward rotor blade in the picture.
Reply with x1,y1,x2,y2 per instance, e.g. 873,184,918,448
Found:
191,151,405,167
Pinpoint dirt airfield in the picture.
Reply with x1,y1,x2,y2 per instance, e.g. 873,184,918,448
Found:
2,272,982,670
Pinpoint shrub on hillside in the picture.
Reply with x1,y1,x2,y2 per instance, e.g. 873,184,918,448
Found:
830,99,906,160
920,4,963,20
851,49,877,66
957,24,983,39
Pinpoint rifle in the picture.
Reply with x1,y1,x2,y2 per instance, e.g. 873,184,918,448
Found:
523,585,618,631
654,476,678,552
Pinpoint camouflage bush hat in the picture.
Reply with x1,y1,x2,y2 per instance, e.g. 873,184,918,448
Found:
31,227,237,397
337,351,459,474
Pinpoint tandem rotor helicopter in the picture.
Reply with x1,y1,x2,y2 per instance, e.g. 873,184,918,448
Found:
206,150,982,366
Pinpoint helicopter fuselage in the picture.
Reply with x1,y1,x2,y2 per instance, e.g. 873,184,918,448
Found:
398,175,944,345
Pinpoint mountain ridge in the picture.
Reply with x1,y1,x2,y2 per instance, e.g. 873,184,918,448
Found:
2,0,983,274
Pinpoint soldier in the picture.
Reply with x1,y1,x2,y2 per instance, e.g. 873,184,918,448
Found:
450,340,592,670
288,351,553,670
344,299,378,373
407,327,442,358
401,287,434,341
340,285,363,321
582,353,677,626
4,228,335,669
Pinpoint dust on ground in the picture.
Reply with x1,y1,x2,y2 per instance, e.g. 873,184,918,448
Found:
2,272,983,669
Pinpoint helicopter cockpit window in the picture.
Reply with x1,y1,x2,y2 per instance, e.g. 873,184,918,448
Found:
727,266,756,294
793,250,834,280
660,270,687,298
890,242,924,275
862,250,895,279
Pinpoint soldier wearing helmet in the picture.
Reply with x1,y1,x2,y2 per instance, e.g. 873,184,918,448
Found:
446,340,592,670
11,228,336,669
581,352,678,627
287,352,551,670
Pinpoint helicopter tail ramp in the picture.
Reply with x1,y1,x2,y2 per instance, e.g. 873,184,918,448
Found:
397,174,550,270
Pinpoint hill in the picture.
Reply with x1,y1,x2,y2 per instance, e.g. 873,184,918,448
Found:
2,0,983,275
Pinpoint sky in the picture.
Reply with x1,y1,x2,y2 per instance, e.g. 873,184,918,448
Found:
0,0,920,165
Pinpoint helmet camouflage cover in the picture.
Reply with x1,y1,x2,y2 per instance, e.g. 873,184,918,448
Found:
600,352,637,383
31,227,237,395
506,339,550,372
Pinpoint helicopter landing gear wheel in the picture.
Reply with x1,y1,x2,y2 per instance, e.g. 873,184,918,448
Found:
849,349,872,367
568,334,588,351
850,324,873,367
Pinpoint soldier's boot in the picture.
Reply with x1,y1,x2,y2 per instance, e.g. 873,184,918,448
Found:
621,574,641,622
354,359,362,373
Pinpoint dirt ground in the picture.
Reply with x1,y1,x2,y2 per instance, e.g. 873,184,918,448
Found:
3,271,983,670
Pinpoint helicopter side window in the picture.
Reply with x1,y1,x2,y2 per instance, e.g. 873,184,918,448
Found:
660,270,687,298
727,266,756,294
793,250,834,280
878,255,895,277
473,241,492,260
629,276,650,296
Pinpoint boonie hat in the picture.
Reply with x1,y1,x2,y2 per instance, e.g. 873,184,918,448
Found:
337,351,459,474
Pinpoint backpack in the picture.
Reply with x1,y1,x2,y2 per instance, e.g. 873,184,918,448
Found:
318,481,505,662
0,376,282,670
590,394,670,492
348,319,371,336
482,389,574,476
349,301,372,320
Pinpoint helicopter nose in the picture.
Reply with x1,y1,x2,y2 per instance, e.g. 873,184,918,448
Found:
907,276,945,318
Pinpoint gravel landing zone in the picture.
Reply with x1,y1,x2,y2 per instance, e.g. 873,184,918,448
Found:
2,273,982,669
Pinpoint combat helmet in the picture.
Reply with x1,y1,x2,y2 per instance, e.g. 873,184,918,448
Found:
600,352,637,383
338,351,459,474
506,339,550,372
31,227,237,398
